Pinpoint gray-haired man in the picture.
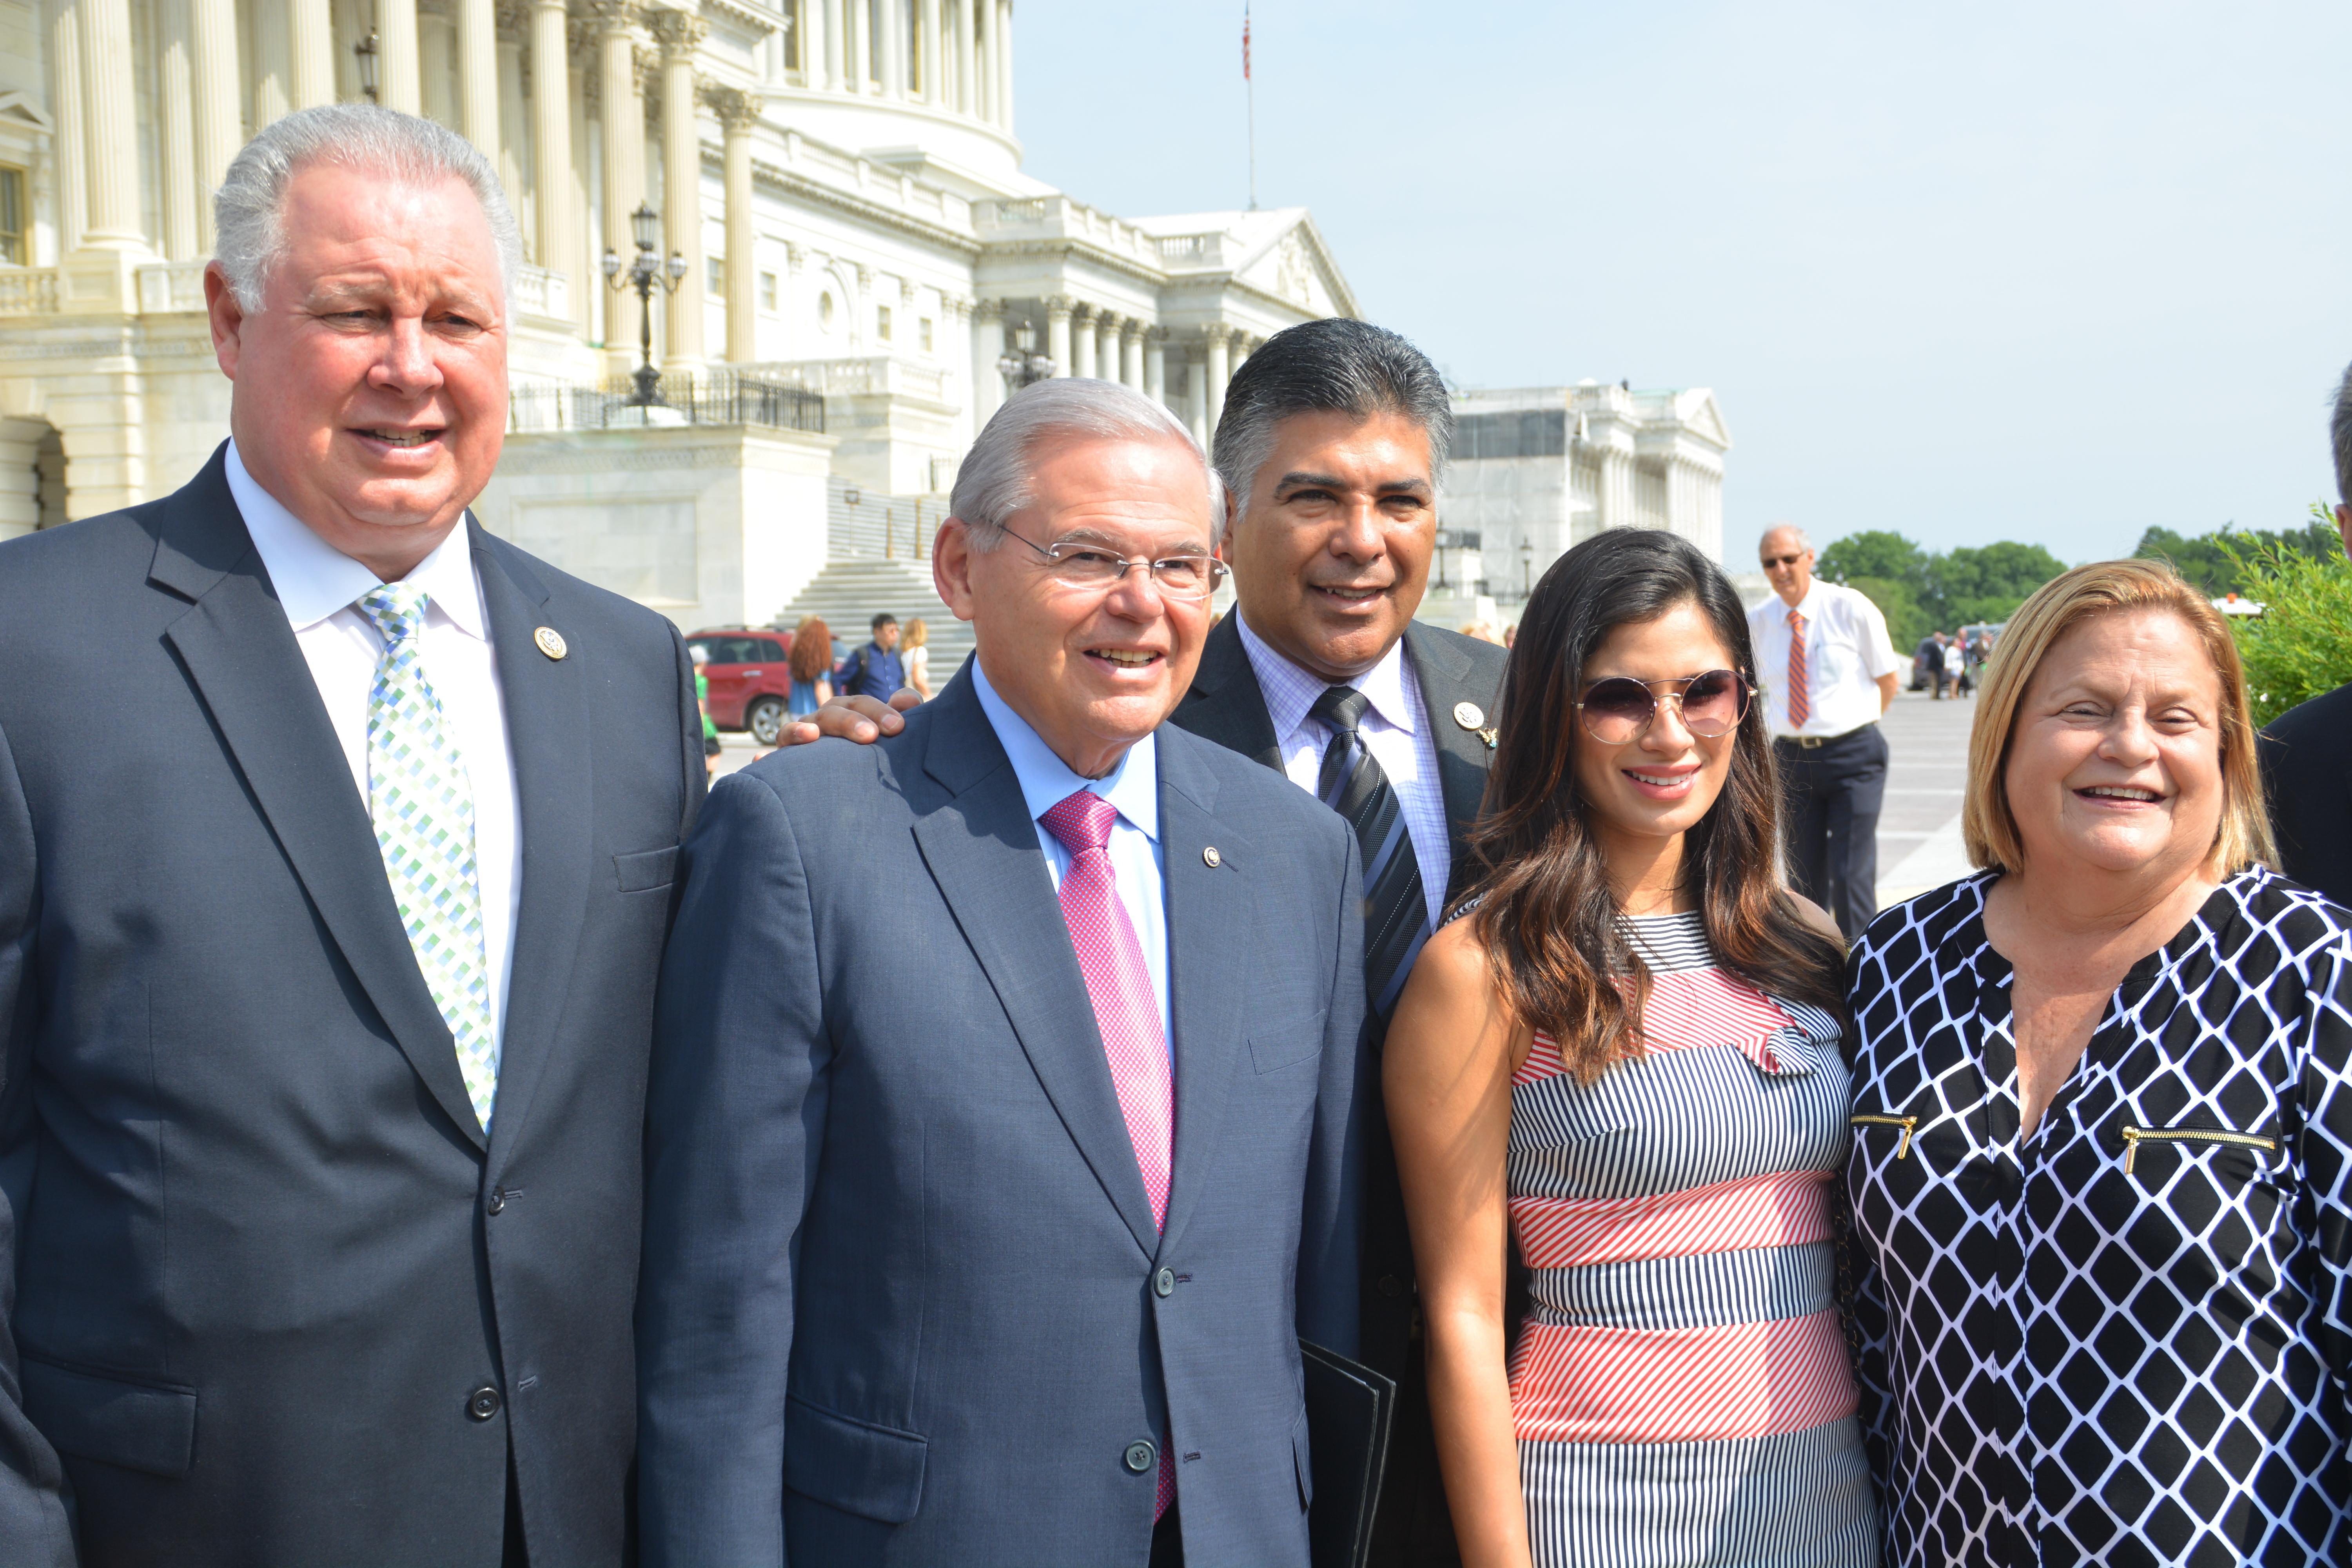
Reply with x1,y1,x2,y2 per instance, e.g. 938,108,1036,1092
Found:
0,105,702,1565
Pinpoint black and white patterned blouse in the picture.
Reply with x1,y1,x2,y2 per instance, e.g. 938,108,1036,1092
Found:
1842,869,2352,1566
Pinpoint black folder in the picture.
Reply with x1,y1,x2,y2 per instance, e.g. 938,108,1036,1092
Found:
1299,1339,1397,1568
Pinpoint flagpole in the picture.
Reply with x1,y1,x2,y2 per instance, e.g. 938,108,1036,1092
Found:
1245,3,1257,211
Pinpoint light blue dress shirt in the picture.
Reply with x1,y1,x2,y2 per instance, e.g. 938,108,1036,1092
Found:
971,659,1172,1054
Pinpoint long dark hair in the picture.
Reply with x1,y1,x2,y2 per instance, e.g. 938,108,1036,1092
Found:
1461,529,1844,1083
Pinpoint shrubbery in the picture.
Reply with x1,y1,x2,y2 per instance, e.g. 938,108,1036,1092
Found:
2224,505,2352,726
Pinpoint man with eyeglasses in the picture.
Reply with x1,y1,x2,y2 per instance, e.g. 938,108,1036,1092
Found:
637,377,1366,1568
1749,522,1902,940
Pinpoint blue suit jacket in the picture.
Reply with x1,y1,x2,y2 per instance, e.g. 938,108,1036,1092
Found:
638,664,1366,1567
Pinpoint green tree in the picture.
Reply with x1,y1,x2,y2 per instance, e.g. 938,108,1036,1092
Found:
1817,530,1931,591
2135,520,2338,598
1926,541,2069,629
2226,505,2352,726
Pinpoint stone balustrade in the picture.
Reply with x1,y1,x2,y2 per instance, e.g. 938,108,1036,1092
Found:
134,261,210,314
0,271,63,317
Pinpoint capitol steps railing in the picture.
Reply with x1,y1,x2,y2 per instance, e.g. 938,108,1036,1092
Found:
507,370,826,434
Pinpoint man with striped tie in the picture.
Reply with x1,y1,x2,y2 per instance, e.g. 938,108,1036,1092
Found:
1748,523,1902,940
637,377,1365,1568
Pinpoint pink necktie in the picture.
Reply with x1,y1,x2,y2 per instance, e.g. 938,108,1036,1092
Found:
1038,788,1177,1519
1786,609,1811,730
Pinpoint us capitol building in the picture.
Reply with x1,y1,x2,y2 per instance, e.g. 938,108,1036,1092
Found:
0,0,1729,644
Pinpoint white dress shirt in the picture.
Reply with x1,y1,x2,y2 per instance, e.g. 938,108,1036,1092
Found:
971,658,1171,1053
1236,613,1449,926
226,439,524,1050
1746,580,1902,740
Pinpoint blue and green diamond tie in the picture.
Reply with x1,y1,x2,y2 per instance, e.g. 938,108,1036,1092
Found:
358,583,499,1131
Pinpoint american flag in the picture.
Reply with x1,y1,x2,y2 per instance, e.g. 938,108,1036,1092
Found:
1242,5,1251,80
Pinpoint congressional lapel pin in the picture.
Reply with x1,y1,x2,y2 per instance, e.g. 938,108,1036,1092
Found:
533,626,568,661
1479,727,1499,749
1202,846,1222,868
1452,701,1485,731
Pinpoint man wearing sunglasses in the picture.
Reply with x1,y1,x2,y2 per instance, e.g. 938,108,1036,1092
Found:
1749,522,1903,940
637,377,1365,1568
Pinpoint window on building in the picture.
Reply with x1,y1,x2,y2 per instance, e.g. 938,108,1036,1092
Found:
819,290,836,330
708,256,725,295
877,303,893,341
783,0,802,71
0,166,25,266
919,316,933,353
1454,410,1567,460
760,270,779,312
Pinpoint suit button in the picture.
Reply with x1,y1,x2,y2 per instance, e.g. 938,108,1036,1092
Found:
486,1190,506,1215
1123,1441,1156,1474
1377,1274,1405,1298
467,1386,502,1421
1154,1268,1175,1298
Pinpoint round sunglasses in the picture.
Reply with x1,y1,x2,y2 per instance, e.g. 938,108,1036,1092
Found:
1574,669,1753,745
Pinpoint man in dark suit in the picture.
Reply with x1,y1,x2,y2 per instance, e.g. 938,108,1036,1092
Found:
2259,359,2352,907
0,104,702,1566
788,319,1506,1564
637,377,1364,1566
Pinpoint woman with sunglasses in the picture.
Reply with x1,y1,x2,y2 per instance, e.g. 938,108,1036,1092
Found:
1388,529,1877,1568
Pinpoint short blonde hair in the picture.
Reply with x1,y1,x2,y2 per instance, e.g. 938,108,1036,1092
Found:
1964,558,2275,876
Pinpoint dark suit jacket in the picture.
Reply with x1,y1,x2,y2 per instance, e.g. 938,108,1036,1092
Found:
0,446,704,1566
1170,613,1508,1567
2260,681,2352,907
637,665,1365,1567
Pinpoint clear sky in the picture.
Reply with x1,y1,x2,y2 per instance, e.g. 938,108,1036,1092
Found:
1008,0,2352,568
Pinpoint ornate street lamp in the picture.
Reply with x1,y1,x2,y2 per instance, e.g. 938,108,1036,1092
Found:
354,33,379,102
995,316,1055,394
602,201,688,407
1519,535,1535,601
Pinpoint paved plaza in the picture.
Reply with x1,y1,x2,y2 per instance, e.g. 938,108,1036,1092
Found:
1874,686,1980,908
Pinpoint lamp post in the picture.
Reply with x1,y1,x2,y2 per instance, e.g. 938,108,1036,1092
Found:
995,316,1056,395
354,32,379,102
601,201,688,407
1519,535,1534,601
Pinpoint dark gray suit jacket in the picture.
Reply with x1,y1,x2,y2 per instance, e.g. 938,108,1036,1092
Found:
637,665,1366,1567
2260,681,2352,909
0,446,704,1566
1171,613,1508,1567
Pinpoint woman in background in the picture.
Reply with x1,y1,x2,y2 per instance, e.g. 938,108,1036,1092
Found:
902,617,933,701
1388,528,1876,1568
787,615,833,721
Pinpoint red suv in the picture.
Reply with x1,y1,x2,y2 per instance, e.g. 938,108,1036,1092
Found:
685,628,796,745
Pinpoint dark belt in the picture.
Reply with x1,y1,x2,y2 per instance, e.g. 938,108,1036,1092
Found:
1775,722,1875,751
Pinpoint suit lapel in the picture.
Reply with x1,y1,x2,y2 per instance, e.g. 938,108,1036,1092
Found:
1169,613,1281,768
1155,734,1249,1256
1404,622,1499,906
909,673,1163,1256
469,525,592,1162
154,463,486,1149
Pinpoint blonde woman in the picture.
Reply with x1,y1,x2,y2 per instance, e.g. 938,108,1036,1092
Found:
1844,559,2352,1564
901,616,932,700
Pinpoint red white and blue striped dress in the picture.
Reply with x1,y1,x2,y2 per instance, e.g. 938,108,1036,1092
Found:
1508,910,1877,1567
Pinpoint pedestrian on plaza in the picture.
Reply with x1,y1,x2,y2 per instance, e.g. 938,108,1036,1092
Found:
636,378,1366,1567
693,641,721,773
0,105,704,1568
786,614,833,722
836,611,905,701
1750,525,1903,939
1914,630,1943,696
2258,358,2352,906
791,316,1512,1566
1942,631,1968,698
1390,528,1877,1568
901,615,933,699
1845,558,2352,1565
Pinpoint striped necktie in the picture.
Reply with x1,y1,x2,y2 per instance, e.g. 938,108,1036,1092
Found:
358,583,500,1131
1786,609,1811,730
1311,686,1431,1017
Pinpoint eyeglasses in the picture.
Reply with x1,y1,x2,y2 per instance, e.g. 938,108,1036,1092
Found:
1004,529,1229,600
1760,553,1806,569
1575,670,1752,744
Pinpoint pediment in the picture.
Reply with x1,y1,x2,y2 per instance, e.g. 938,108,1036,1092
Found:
1674,389,1730,448
1232,211,1356,318
0,92,57,136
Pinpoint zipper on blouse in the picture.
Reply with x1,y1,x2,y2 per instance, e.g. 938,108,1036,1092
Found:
1851,1112,1918,1160
2118,1124,2277,1177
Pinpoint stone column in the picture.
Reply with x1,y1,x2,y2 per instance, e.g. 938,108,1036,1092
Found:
78,0,143,248
1045,295,1071,377
821,0,842,89
187,0,239,245
1093,311,1117,385
47,0,85,254
496,7,529,222
712,87,760,362
993,0,1011,131
529,0,570,281
158,0,199,261
975,0,993,121
420,1,456,126
570,29,595,339
878,0,902,98
594,1,643,375
380,0,422,112
457,0,501,159
1143,329,1165,408
1203,325,1232,431
290,0,336,108
951,0,972,112
971,298,1004,426
798,0,821,87
1068,305,1094,379
1121,319,1144,390
918,0,939,102
652,8,706,369
1185,345,1207,446
846,0,867,90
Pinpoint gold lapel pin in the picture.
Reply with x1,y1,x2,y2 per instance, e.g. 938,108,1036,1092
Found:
1453,701,1485,731
1479,727,1499,749
1202,846,1221,868
534,626,568,661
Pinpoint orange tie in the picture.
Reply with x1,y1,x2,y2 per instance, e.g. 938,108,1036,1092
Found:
1786,610,1810,730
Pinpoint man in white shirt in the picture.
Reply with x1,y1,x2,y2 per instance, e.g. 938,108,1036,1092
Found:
1749,523,1902,940
0,104,702,1566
